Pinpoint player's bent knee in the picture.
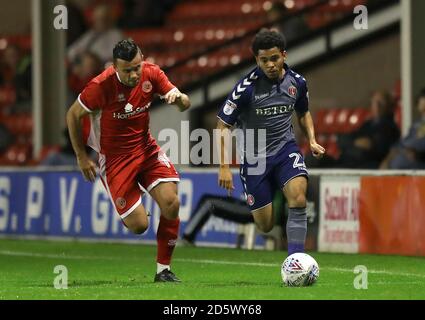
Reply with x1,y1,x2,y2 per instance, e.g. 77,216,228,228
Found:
290,194,306,208
162,196,180,219
256,221,274,233
130,221,149,235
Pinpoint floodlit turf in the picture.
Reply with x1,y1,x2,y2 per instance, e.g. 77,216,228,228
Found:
0,238,424,300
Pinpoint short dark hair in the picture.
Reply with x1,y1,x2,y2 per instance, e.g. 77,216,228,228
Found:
113,39,140,62
251,29,286,56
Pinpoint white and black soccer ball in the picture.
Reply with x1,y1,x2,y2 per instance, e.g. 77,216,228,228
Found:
281,253,319,287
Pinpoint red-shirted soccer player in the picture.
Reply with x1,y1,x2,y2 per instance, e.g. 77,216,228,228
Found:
66,39,191,282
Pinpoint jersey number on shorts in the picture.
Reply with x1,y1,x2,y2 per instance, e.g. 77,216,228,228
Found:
289,153,306,169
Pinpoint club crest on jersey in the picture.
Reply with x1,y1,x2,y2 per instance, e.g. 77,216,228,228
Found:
247,194,255,206
115,197,126,209
117,93,126,102
288,86,297,96
124,103,133,113
223,100,237,115
142,81,153,93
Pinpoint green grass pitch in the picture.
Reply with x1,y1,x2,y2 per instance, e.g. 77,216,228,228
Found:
0,238,424,300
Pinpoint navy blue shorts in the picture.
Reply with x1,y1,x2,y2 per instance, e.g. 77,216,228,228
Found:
240,141,308,211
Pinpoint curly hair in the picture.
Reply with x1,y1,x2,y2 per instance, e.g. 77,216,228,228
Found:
251,29,286,56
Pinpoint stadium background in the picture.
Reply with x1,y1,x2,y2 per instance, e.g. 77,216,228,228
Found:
0,0,425,300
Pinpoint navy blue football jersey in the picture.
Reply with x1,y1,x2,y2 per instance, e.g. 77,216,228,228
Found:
218,64,309,159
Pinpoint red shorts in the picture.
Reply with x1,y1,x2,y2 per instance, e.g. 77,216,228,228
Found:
98,144,179,219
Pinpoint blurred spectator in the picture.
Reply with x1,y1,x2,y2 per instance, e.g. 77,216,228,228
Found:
40,128,95,166
0,123,12,154
118,0,176,29
68,3,124,66
266,1,310,44
306,90,400,169
68,51,103,98
0,44,32,113
336,90,400,168
66,1,88,47
380,88,425,169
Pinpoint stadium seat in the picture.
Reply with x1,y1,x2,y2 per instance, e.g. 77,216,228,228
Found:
0,86,16,110
322,108,339,134
325,134,340,159
335,108,353,133
0,35,32,52
313,108,327,134
348,108,370,131
2,143,31,165
35,144,61,164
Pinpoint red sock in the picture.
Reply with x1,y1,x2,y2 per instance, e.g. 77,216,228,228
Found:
156,216,180,265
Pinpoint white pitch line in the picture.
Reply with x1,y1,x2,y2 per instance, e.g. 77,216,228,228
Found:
175,258,425,279
1,250,425,280
0,250,116,260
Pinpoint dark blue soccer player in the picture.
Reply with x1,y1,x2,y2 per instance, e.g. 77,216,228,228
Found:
217,29,325,256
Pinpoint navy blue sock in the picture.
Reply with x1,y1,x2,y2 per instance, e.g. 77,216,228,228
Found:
286,207,307,256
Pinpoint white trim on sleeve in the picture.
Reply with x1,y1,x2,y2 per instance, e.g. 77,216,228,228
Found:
78,94,93,113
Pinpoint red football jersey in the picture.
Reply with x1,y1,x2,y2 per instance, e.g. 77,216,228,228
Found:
78,63,175,155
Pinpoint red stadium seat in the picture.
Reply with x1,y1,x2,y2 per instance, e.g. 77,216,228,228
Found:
335,108,353,133
0,86,16,109
35,144,61,164
3,143,32,165
313,109,327,134
325,134,340,159
322,108,339,134
348,108,370,131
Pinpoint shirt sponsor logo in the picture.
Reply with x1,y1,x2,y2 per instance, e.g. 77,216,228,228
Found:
124,103,133,113
255,104,294,116
255,93,269,100
113,102,151,119
223,100,237,115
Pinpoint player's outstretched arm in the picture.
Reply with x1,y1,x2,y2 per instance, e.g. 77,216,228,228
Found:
297,111,325,159
66,101,97,182
216,119,234,195
164,88,191,112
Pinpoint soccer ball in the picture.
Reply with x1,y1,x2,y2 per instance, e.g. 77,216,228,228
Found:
281,253,319,287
